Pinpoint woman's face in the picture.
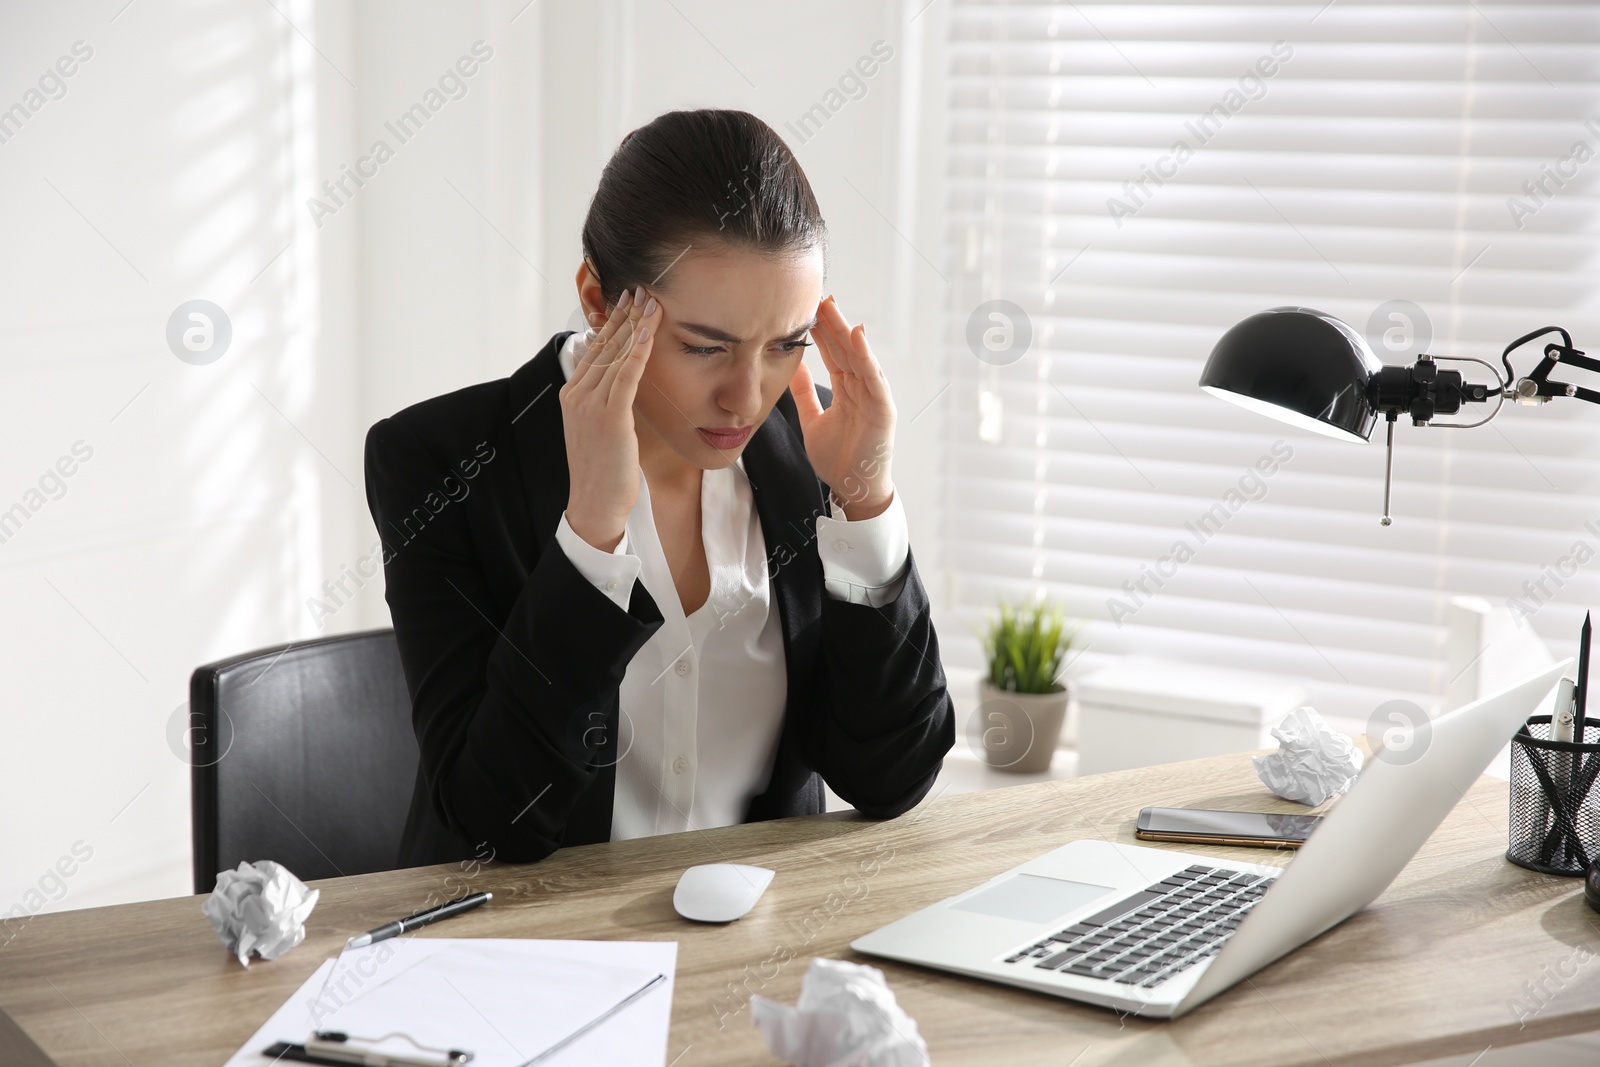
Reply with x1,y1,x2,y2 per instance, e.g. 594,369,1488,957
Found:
583,243,825,484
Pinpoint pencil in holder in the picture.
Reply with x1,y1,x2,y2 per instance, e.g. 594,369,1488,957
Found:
1506,715,1600,877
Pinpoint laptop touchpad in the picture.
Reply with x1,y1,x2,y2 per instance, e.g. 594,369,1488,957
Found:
950,873,1117,924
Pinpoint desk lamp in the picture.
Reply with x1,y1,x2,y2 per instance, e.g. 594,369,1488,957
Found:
1198,306,1593,524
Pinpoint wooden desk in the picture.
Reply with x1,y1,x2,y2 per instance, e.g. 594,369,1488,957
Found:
3,751,1599,1067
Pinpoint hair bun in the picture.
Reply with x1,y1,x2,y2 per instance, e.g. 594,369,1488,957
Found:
580,109,827,308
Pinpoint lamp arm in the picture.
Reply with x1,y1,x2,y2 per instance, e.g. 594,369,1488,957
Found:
1503,326,1600,405
1501,325,1573,387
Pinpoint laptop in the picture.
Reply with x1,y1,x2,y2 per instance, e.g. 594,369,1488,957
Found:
851,660,1570,1019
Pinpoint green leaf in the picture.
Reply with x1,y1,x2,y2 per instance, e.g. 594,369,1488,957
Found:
979,594,1080,693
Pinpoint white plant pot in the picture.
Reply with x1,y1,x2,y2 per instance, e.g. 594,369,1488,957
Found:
974,678,1070,774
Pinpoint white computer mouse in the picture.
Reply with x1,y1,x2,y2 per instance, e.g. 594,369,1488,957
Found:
672,863,775,922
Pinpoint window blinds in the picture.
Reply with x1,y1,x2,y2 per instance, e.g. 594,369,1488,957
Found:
943,1,1600,725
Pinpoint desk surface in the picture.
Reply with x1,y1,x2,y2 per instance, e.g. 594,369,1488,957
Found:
3,751,1599,1067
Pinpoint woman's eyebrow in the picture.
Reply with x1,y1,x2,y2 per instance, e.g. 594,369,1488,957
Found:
679,315,819,345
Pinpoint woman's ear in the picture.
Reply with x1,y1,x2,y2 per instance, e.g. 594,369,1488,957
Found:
574,257,607,326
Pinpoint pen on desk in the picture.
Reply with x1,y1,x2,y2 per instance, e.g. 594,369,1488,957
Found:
345,891,492,949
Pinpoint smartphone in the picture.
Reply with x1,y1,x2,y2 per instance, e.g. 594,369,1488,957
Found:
1135,806,1322,849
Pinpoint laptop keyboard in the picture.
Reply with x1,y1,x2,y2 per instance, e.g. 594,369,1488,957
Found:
1002,865,1273,989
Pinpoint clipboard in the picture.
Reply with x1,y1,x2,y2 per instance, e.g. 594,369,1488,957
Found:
224,939,677,1067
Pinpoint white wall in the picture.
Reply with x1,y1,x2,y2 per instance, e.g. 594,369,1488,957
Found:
0,0,954,917
0,0,364,920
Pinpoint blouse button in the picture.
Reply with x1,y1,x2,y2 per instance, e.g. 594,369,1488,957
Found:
605,579,619,592
675,659,690,675
833,538,850,553
673,757,688,774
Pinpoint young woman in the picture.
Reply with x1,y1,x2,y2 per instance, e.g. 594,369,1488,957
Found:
365,109,954,868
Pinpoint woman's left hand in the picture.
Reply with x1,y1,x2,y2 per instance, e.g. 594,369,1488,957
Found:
789,294,897,520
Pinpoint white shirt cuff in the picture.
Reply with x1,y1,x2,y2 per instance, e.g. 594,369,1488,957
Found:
555,510,642,612
815,485,911,607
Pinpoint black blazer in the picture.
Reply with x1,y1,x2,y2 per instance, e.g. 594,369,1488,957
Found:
364,329,955,868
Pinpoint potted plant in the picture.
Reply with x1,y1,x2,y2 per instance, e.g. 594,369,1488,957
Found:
974,596,1080,773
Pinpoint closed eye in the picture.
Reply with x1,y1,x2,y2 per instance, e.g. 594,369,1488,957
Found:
683,340,813,359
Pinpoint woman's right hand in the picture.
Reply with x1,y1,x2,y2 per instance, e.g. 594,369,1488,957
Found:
560,284,662,552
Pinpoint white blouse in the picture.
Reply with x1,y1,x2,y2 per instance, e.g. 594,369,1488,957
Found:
551,328,912,839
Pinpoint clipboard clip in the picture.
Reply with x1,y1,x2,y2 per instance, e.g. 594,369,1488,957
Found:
263,1029,474,1067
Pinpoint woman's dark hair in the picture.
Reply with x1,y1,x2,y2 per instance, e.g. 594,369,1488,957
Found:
580,109,828,309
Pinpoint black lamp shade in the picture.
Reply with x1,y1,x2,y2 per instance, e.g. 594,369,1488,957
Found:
1199,306,1383,443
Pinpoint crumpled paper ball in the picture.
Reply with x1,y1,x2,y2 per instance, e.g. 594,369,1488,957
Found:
1252,706,1364,807
750,958,928,1067
200,860,319,967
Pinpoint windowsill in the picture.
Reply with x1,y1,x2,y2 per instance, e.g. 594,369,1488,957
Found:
824,664,1080,812
825,742,1079,813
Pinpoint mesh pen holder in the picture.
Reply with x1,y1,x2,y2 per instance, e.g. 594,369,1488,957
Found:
1507,715,1600,877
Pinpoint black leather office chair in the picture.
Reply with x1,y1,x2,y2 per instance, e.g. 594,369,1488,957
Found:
188,628,418,894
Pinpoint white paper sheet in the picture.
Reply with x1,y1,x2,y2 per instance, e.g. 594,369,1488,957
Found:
224,938,677,1067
